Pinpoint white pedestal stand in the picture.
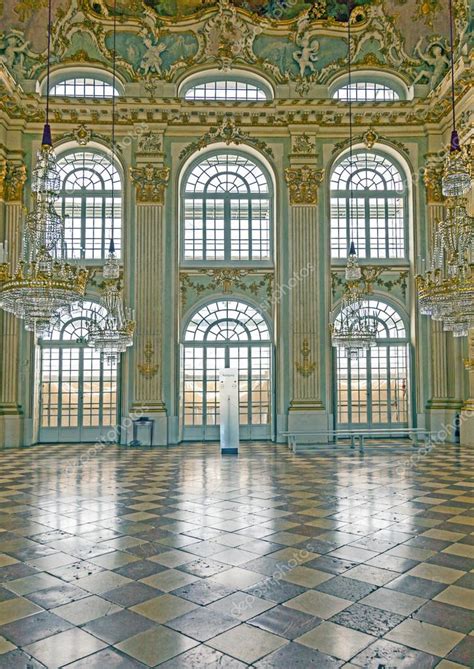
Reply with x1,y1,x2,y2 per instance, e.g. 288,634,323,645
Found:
219,369,239,455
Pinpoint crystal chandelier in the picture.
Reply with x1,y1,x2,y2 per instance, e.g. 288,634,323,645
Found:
0,1,88,335
88,241,135,365
330,2,377,359
331,243,378,359
87,2,135,365
416,0,473,337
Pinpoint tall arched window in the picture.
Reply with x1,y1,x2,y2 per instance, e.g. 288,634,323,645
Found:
56,151,122,260
39,302,118,442
182,299,272,440
330,151,407,260
335,300,409,428
182,152,272,263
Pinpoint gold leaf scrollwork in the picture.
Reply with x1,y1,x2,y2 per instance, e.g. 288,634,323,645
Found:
3,163,27,202
130,164,170,204
423,156,444,204
295,338,316,377
138,341,159,379
285,167,324,206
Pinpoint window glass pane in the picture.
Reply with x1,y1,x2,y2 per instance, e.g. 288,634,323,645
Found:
184,79,268,101
57,152,121,260
50,77,118,98
183,154,271,262
334,82,399,101
330,152,406,260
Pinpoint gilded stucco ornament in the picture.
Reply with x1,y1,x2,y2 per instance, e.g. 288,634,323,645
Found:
198,0,259,70
285,167,324,206
0,31,35,78
180,118,274,161
293,134,315,154
295,339,316,377
3,163,27,202
138,341,159,379
130,165,170,204
138,132,162,153
423,156,444,204
180,271,273,307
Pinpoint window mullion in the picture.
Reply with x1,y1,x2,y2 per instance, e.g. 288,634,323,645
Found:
224,196,231,261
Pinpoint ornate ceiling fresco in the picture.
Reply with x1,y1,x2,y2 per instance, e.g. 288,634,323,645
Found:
0,0,469,110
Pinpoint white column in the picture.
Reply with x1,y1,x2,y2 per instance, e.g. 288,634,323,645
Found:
285,165,329,438
0,162,27,447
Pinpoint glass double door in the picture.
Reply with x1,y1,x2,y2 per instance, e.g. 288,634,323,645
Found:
336,344,409,428
182,343,272,440
39,345,118,443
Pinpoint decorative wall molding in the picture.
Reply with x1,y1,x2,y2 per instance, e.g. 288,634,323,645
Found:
285,166,324,205
331,267,409,299
130,164,170,204
423,154,445,203
138,340,159,379
180,269,273,307
295,338,316,377
0,162,27,202
179,118,274,161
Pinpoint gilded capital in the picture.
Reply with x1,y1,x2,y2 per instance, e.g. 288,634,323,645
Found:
423,157,444,204
130,164,170,204
2,163,27,202
285,166,324,206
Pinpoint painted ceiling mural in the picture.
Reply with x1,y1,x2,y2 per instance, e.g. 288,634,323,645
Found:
0,0,468,97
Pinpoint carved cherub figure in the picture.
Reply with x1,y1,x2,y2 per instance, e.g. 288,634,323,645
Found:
413,38,450,87
0,34,29,76
140,38,167,75
293,33,319,78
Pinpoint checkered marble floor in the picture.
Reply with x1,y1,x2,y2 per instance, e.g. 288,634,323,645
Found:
0,442,472,668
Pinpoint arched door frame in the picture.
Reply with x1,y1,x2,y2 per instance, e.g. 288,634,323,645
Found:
332,296,414,430
179,297,275,442
38,301,120,443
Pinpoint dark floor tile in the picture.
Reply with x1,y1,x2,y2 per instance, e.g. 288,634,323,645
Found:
0,586,16,602
427,552,473,572
245,579,306,604
254,642,343,668
60,647,147,668
0,649,47,668
173,580,234,605
0,611,72,646
178,558,230,578
114,559,167,580
455,572,474,589
352,638,437,668
83,609,155,644
102,581,161,607
26,583,89,609
249,605,321,640
414,600,474,634
305,556,357,575
446,635,474,666
0,563,39,582
315,576,377,601
166,607,239,641
300,540,338,555
125,542,168,558
405,537,451,551
330,602,404,637
385,574,447,599
158,644,247,668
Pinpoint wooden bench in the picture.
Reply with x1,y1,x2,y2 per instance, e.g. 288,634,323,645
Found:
281,428,434,453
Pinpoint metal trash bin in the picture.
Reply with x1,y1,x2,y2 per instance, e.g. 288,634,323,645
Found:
131,417,154,447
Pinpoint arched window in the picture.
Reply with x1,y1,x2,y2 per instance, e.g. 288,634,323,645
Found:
330,151,407,260
181,74,272,102
182,299,272,440
334,82,400,101
49,77,120,98
56,151,122,260
182,152,272,263
335,300,409,428
39,302,118,442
